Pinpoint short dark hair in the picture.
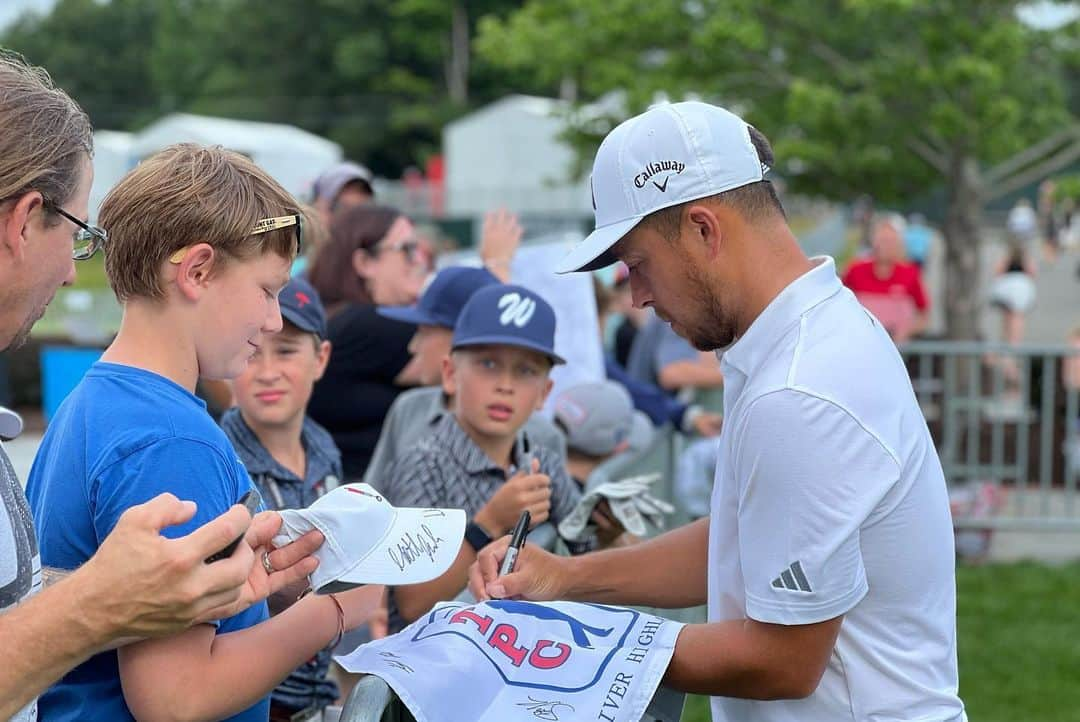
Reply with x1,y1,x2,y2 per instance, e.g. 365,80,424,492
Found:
641,126,784,239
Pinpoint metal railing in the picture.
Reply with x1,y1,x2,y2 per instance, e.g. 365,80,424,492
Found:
901,341,1080,530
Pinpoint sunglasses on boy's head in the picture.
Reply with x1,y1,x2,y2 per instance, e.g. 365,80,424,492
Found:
44,201,108,261
168,213,304,264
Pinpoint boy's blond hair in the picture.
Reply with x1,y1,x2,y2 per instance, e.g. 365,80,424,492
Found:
99,143,301,301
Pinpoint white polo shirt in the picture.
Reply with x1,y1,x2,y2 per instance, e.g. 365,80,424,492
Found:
708,258,964,722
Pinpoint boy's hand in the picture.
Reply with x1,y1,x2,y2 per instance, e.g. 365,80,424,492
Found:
474,458,550,535
203,511,323,622
590,500,627,548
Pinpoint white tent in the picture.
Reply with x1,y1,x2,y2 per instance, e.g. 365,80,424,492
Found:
443,95,592,216
129,113,343,200
89,130,134,219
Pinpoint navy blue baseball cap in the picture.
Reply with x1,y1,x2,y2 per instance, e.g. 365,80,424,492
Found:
452,283,565,365
377,266,499,329
279,276,328,339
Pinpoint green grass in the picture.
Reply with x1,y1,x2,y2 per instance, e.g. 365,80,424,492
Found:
678,562,1080,721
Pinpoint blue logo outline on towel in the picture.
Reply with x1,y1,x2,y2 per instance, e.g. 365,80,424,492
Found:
412,601,640,692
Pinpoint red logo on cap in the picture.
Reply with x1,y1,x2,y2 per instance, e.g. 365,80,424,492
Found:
347,487,383,503
295,291,311,308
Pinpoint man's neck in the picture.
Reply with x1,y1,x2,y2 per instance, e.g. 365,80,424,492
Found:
242,411,307,479
100,301,200,391
735,224,814,338
454,413,516,470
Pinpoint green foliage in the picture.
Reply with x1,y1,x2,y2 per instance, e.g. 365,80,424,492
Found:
1,0,543,176
680,562,1080,722
477,0,1076,206
1053,174,1080,200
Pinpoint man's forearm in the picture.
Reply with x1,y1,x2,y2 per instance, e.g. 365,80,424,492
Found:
663,616,842,700
0,571,112,719
658,361,724,390
563,517,709,608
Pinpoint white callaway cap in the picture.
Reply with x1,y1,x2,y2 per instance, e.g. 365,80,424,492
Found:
273,483,466,594
558,101,768,273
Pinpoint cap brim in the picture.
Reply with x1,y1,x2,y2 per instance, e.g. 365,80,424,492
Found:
377,305,438,327
0,407,23,441
452,335,566,366
315,507,466,593
555,216,644,274
280,307,322,337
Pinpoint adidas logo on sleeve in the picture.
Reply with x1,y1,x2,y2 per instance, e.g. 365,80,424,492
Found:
771,561,812,593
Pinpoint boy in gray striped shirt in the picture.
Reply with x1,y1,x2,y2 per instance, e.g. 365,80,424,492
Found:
382,284,596,633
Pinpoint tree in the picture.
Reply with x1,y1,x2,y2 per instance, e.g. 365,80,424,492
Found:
478,0,1078,339
3,0,540,177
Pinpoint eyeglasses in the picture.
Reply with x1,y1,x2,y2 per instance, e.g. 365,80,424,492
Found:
373,238,434,272
169,213,304,264
45,202,108,261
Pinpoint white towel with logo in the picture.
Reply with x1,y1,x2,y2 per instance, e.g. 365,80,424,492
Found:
336,600,684,722
558,474,675,541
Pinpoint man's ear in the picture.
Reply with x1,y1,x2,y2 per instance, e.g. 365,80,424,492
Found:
1,191,45,263
686,203,724,259
173,243,217,301
441,354,458,397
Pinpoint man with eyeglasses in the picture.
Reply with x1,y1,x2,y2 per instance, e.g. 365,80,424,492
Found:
0,52,321,722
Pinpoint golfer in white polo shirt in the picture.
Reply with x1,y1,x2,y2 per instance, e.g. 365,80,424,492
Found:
470,101,965,721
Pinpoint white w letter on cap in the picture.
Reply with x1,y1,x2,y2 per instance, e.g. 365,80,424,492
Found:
497,292,536,327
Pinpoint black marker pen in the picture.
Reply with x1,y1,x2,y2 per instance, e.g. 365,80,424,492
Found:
499,510,531,577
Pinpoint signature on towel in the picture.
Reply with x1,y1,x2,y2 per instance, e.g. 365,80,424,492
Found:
387,523,445,571
516,697,575,721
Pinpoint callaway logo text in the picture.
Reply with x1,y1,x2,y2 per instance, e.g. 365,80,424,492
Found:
634,161,685,192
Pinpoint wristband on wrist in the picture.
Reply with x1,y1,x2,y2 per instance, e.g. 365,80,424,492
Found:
464,521,495,552
326,593,345,649
299,587,346,649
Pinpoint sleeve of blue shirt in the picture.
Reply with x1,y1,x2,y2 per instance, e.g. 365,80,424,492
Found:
91,436,252,544
605,355,687,428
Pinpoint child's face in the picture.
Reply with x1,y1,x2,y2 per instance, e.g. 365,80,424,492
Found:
232,324,330,430
408,324,453,387
443,345,553,442
196,252,292,380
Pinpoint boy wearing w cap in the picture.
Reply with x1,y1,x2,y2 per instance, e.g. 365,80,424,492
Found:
382,283,593,633
365,265,566,488
220,276,364,722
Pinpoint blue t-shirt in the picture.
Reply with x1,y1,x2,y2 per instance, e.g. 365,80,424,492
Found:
26,362,270,722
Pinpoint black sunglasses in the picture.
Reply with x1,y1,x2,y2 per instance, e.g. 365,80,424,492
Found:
45,201,108,261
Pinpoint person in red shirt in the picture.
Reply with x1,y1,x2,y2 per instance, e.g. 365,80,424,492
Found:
842,214,929,343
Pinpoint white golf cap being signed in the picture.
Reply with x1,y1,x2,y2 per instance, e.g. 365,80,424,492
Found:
557,101,768,274
273,483,466,594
